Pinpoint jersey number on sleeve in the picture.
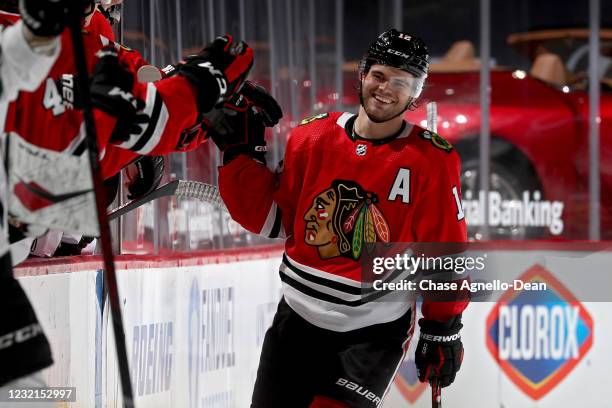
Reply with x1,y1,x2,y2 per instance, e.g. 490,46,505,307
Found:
452,185,465,221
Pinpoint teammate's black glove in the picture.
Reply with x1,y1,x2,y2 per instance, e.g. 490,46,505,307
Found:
177,35,254,113
90,46,149,143
206,81,283,165
19,0,70,37
54,236,95,257
415,316,464,388
126,156,165,200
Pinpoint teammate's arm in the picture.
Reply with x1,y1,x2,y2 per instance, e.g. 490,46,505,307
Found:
91,35,254,157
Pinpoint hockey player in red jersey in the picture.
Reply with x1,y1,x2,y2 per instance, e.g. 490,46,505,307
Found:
1,0,252,173
211,29,468,407
1,0,253,232
0,0,87,389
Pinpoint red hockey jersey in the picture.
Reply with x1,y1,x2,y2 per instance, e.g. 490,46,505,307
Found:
2,12,203,179
219,112,468,331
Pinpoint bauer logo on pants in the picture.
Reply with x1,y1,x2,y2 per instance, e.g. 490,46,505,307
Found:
486,264,593,400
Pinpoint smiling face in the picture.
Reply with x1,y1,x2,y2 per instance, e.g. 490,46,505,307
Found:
303,188,340,259
361,64,420,123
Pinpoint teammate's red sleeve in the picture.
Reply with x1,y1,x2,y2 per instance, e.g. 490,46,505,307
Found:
95,75,202,158
412,149,470,322
88,10,115,41
117,41,154,75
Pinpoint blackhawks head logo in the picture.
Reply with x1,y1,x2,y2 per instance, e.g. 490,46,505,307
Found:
303,180,390,260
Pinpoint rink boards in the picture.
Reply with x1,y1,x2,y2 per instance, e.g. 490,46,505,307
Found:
15,244,612,408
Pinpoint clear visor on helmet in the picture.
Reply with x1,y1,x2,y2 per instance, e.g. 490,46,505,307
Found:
365,66,426,99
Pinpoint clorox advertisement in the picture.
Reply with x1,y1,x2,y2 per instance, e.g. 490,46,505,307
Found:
382,247,611,408
486,264,594,400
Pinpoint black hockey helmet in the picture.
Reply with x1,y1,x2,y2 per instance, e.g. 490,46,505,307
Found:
360,29,429,79
0,0,99,18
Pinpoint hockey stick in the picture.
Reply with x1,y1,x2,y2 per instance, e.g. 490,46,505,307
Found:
426,101,438,134
108,180,227,220
426,101,442,408
67,11,135,408
431,378,442,408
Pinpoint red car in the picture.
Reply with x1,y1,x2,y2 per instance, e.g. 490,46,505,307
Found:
334,29,612,240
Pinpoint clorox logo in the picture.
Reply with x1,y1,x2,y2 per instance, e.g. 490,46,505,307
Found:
486,264,594,400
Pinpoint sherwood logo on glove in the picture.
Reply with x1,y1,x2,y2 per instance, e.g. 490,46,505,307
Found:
486,265,593,400
420,333,461,343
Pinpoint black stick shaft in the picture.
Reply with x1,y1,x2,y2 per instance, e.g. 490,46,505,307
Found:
67,13,135,408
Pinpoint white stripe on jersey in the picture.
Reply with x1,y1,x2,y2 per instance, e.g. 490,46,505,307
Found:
99,35,110,46
285,253,362,287
279,262,363,302
116,82,169,154
282,282,412,332
259,200,285,239
336,112,353,128
281,253,415,332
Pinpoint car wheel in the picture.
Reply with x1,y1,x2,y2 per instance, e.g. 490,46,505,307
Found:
455,139,543,240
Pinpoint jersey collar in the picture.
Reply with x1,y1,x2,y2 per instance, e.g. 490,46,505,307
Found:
342,114,412,146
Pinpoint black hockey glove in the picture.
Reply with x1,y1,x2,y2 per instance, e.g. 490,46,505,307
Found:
54,236,95,257
205,81,283,165
177,35,254,113
90,46,150,143
415,315,464,388
126,155,165,200
19,0,71,37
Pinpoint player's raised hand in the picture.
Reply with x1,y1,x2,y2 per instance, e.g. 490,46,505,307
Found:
240,81,283,127
204,81,282,165
177,35,254,113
